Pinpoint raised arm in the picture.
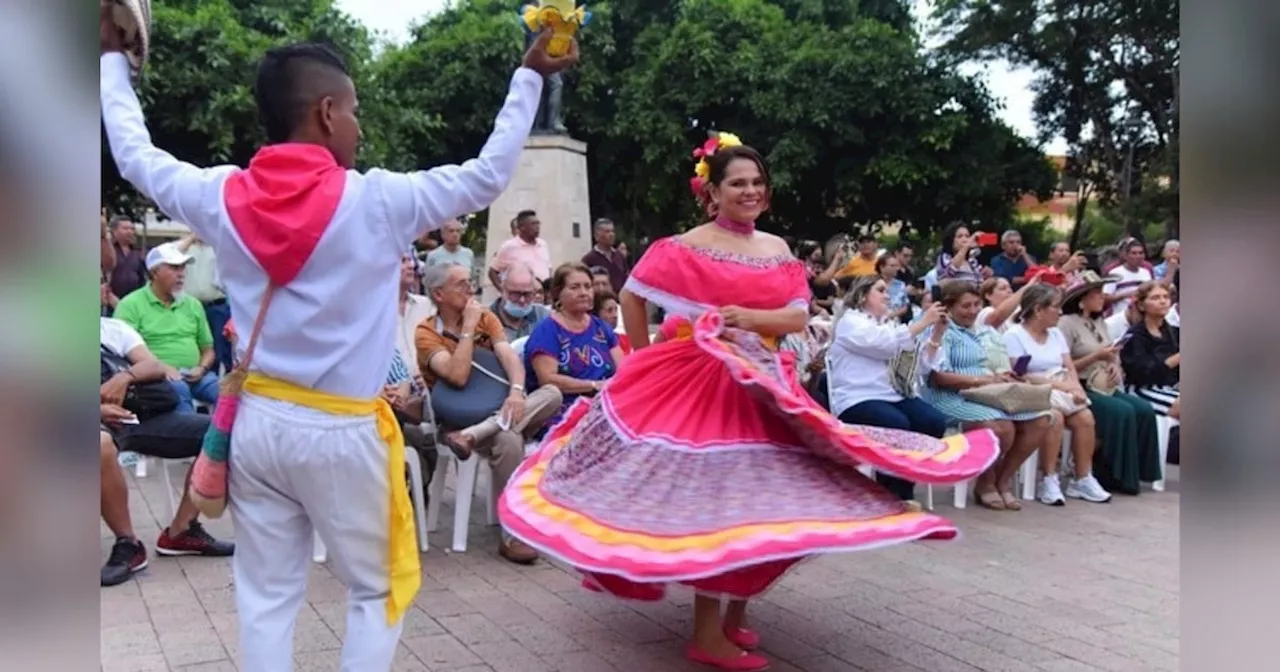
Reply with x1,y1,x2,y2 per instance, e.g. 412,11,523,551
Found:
99,54,236,241
374,32,577,249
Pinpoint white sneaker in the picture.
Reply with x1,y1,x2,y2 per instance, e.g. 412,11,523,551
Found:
1038,474,1065,506
1066,474,1113,503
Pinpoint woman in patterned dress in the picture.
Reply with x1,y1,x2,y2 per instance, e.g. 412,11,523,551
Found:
923,280,1053,511
498,137,999,671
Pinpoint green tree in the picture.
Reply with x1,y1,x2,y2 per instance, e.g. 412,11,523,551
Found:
101,0,386,214
933,0,1180,240
381,0,1055,243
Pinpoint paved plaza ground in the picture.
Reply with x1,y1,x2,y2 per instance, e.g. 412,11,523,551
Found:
101,463,1179,672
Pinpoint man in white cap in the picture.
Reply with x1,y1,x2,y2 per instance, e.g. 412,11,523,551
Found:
100,4,578,670
112,242,219,413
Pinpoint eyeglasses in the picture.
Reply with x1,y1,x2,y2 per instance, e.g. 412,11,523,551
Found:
506,290,536,302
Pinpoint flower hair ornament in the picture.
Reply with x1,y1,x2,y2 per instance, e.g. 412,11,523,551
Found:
689,131,743,202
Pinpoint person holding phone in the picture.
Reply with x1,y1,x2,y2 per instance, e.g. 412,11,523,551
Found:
1059,273,1162,495
935,222,991,284
1003,286,1112,505
828,275,951,507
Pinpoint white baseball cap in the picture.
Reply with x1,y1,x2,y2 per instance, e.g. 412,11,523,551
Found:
145,242,193,271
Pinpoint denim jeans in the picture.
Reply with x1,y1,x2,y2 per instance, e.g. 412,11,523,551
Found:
168,372,220,414
203,301,233,375
838,397,948,501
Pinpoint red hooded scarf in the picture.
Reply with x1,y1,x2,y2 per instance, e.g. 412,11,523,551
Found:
223,143,347,286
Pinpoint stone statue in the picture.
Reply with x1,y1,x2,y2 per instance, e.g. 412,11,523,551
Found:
524,30,568,135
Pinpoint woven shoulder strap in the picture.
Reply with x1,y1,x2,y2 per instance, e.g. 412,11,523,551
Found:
236,285,278,373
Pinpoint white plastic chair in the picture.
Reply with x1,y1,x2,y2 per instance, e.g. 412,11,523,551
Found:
314,443,429,563
426,446,498,552
1152,415,1179,492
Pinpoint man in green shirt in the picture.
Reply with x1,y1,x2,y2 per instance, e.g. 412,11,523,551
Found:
113,243,218,413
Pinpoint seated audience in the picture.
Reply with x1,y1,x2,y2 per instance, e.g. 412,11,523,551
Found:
490,263,551,341
589,266,613,296
398,251,437,373
100,317,234,586
383,348,437,481
798,241,842,316
977,275,1040,334
415,263,563,564
875,253,911,324
113,243,218,413
1003,285,1111,505
1046,241,1087,282
1153,239,1179,282
935,222,991,284
1104,237,1154,315
924,280,1051,511
526,264,624,430
593,291,632,355
990,230,1035,287
1059,273,1162,494
1120,282,1180,419
830,276,949,507
835,234,880,279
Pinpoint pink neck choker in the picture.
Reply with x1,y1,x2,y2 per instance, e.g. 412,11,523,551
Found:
714,214,755,235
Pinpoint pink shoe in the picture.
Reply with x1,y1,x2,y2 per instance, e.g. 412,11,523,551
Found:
724,626,760,651
686,644,770,671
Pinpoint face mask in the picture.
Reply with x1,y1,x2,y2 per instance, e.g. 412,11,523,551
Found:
503,301,533,319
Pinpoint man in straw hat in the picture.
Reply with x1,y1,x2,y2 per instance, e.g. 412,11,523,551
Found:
99,2,579,669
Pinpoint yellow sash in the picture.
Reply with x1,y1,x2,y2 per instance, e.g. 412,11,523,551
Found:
243,373,421,626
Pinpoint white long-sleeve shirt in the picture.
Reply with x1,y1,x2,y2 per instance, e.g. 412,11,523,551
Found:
101,53,541,398
827,310,942,417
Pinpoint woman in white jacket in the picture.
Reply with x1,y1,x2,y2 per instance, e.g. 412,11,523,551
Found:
829,276,950,505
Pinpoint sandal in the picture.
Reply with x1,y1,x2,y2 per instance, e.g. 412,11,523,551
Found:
975,489,1006,510
999,491,1022,511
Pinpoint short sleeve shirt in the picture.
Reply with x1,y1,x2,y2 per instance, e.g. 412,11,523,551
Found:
491,237,551,282
112,285,213,368
100,317,145,358
413,310,507,388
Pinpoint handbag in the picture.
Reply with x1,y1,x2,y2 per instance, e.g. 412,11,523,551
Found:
1048,368,1091,415
189,286,277,518
429,339,510,429
100,346,179,419
961,381,1052,414
887,346,920,398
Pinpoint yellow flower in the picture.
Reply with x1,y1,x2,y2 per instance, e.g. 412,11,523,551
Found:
717,132,742,148
694,158,710,179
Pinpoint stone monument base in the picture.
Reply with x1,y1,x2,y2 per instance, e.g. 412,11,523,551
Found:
482,135,591,303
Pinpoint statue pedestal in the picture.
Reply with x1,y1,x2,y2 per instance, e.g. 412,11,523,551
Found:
482,135,591,303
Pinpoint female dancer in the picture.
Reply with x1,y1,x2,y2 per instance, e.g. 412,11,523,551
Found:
498,134,999,671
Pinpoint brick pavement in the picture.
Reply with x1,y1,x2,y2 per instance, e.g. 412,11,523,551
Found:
101,461,1179,671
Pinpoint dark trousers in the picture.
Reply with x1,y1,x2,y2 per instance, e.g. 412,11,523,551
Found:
108,411,210,459
203,300,233,375
838,397,948,501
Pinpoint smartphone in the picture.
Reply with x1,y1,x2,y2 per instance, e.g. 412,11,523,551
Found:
119,415,140,425
1114,332,1135,348
1012,355,1032,377
929,285,942,303
976,232,999,247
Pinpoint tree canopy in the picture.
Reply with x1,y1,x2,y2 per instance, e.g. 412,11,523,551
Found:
933,0,1179,240
103,0,1058,246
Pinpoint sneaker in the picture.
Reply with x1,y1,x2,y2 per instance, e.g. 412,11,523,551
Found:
101,537,148,586
156,521,235,557
1038,474,1065,506
498,538,539,565
1066,475,1113,503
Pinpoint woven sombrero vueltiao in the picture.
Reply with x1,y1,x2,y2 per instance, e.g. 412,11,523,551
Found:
109,0,152,76
1061,270,1111,313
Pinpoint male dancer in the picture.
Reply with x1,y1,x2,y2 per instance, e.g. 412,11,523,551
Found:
99,5,578,670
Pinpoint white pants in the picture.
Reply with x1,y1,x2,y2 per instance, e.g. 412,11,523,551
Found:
229,394,403,672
